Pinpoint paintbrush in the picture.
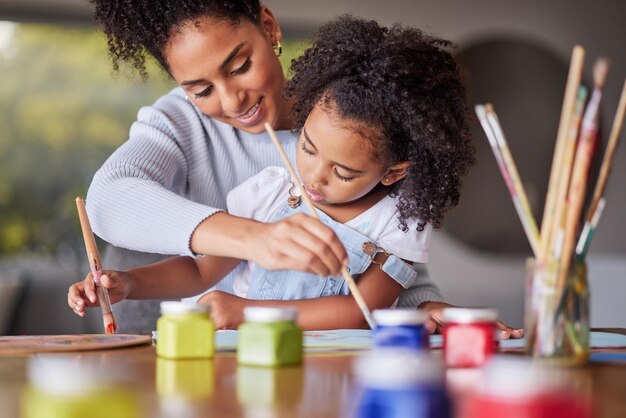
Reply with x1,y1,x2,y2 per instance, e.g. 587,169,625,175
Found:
475,104,541,256
76,197,117,334
549,86,588,259
539,45,585,262
579,76,626,256
264,122,377,330
557,58,609,290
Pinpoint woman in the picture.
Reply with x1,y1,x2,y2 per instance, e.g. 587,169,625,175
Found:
86,0,522,338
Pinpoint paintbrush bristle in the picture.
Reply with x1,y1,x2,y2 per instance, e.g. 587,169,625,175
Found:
593,58,610,89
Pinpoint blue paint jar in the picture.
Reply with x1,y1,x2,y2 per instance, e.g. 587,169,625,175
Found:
372,309,429,350
353,348,451,418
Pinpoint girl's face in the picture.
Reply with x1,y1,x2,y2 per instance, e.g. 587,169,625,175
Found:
165,7,291,133
296,103,408,207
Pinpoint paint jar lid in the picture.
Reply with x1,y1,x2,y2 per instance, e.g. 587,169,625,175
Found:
442,308,497,323
27,356,125,396
160,301,211,315
243,307,297,323
354,348,444,388
373,308,428,326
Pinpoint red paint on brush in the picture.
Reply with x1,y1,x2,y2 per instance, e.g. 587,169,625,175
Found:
106,322,117,334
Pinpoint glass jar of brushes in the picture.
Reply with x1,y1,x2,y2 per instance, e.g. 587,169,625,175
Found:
524,258,589,366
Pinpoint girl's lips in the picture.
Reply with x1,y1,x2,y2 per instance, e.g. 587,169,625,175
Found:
235,98,263,126
304,185,324,202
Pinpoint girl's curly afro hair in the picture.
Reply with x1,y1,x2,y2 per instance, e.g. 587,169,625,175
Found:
285,15,475,231
90,0,262,78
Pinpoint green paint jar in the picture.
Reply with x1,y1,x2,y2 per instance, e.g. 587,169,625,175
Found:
237,307,303,367
157,301,214,359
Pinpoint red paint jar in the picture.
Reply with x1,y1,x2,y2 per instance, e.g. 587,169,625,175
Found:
442,308,498,368
460,356,594,418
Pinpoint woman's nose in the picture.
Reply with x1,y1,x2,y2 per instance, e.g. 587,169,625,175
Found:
217,83,245,115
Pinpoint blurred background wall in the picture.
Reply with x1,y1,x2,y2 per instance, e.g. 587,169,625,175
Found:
0,0,624,334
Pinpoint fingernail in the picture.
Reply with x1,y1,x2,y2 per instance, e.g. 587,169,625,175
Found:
89,295,96,303
76,300,83,306
343,257,349,266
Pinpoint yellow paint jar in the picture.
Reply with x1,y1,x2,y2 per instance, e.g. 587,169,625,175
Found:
156,301,214,359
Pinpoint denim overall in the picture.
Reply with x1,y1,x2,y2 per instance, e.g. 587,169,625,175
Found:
245,201,420,301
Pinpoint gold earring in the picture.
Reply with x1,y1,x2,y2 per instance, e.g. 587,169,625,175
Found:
273,40,282,57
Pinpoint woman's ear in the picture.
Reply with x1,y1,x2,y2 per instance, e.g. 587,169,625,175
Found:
381,162,410,186
259,6,281,44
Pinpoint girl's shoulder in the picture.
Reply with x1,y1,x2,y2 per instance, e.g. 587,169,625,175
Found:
348,195,431,263
226,167,292,221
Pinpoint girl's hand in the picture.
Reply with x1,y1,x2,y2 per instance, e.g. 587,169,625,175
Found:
67,271,133,317
419,301,525,340
197,290,248,330
246,213,348,277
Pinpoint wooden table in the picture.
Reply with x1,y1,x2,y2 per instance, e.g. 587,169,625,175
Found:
1,341,625,417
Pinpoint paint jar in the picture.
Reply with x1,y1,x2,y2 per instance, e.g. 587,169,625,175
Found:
353,348,451,418
525,258,589,366
237,307,303,367
21,356,140,418
372,308,429,350
156,301,214,359
442,308,498,368
460,356,593,418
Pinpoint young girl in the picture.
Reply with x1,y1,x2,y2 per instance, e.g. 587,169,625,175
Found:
69,16,514,333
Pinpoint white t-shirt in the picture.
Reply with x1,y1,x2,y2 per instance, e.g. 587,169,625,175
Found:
226,166,431,297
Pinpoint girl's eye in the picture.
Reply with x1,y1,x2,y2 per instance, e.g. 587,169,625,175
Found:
300,139,315,156
230,58,252,76
333,168,354,182
194,85,213,99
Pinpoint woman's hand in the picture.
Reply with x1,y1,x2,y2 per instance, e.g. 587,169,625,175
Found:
67,271,133,317
419,301,525,340
197,290,248,330
245,213,348,277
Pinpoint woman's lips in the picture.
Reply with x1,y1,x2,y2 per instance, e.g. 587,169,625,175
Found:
235,98,263,125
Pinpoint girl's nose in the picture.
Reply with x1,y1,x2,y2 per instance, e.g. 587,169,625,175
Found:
310,165,328,187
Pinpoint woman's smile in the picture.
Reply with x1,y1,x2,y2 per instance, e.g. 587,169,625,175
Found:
235,97,264,126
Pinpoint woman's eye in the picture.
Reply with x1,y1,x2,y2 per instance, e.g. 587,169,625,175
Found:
230,58,252,76
194,85,213,99
333,169,354,182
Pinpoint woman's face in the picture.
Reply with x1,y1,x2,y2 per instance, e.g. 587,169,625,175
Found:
295,103,391,208
165,7,290,133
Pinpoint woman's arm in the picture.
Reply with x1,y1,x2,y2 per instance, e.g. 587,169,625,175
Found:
199,257,403,330
192,212,348,277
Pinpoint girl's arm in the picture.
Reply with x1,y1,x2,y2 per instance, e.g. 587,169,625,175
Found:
199,256,403,330
68,255,240,316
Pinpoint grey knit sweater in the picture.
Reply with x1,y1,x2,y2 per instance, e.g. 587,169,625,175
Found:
86,87,443,306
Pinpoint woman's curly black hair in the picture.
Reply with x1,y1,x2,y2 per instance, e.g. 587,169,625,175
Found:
285,15,475,231
90,0,262,78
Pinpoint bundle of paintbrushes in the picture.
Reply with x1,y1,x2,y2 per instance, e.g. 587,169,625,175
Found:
476,45,626,364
